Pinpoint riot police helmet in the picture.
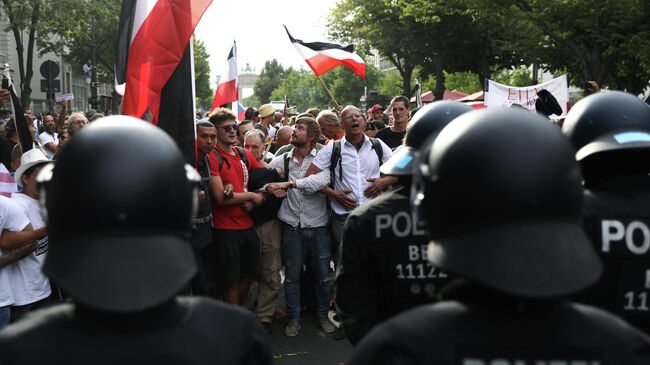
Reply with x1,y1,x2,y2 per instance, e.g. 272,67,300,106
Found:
418,108,601,298
37,116,200,313
380,101,471,176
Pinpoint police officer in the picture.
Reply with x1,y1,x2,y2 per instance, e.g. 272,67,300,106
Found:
349,108,650,365
336,101,472,345
0,116,272,365
562,91,650,334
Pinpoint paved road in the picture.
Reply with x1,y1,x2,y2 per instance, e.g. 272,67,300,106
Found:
269,310,353,365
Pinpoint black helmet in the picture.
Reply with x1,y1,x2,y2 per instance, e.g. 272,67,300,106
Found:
38,116,199,312
417,108,601,298
380,101,472,176
562,91,650,162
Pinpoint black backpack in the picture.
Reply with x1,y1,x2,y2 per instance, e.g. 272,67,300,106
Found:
212,146,249,171
330,138,383,185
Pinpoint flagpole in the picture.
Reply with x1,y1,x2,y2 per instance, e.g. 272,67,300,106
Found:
316,75,340,109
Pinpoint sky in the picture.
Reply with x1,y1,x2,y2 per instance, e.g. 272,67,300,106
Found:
194,0,340,87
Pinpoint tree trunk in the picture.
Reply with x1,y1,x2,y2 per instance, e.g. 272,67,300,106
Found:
401,65,413,98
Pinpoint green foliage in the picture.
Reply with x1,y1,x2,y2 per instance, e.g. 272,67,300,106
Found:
444,72,482,93
253,59,286,104
378,71,406,97
241,95,260,109
193,38,212,111
493,66,533,87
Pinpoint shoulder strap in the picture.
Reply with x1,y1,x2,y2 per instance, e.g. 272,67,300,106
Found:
283,152,291,182
234,146,249,168
330,140,342,185
369,138,383,165
212,149,229,171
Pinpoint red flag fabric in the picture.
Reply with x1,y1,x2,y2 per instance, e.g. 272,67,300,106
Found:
211,42,238,111
119,0,212,122
284,25,366,79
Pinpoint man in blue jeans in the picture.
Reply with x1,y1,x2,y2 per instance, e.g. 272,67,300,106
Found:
266,115,335,337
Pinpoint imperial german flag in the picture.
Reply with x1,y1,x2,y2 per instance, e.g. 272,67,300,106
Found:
283,25,366,80
115,0,212,166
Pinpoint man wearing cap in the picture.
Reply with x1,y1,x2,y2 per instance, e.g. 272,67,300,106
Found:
0,116,272,364
336,101,471,346
37,114,58,159
563,91,650,334
369,104,384,121
374,96,410,150
349,108,650,365
9,149,53,322
255,104,277,139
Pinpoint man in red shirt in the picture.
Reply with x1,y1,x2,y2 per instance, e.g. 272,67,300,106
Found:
208,108,265,306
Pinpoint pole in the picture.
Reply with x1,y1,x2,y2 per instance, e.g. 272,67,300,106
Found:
317,75,340,109
89,1,99,111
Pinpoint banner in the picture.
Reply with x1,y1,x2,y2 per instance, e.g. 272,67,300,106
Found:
484,74,569,116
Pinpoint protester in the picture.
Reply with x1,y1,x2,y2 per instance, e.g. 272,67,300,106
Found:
244,129,274,164
237,120,254,147
37,114,58,159
270,125,292,154
369,104,384,121
255,104,277,139
375,96,410,150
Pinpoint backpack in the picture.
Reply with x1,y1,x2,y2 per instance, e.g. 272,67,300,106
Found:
213,146,249,171
330,138,383,185
279,143,324,181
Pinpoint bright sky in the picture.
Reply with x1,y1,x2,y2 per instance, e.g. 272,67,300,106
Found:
194,0,339,86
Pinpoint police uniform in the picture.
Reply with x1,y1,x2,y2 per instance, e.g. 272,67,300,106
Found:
336,187,451,345
561,91,650,335
0,297,272,365
576,175,650,333
350,108,650,365
336,101,471,345
189,155,217,296
350,283,650,365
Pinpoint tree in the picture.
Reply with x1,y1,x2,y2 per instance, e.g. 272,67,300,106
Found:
193,37,212,111
253,59,285,104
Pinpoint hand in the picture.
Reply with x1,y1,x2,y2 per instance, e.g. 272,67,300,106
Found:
272,189,288,199
250,192,265,206
35,226,48,239
240,202,254,212
223,184,234,199
364,176,397,198
331,189,357,211
266,181,291,193
0,89,10,105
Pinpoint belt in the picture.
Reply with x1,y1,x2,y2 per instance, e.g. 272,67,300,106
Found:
193,214,212,224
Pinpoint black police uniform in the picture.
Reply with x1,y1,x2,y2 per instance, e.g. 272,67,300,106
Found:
336,186,451,345
350,282,650,365
189,155,217,296
575,174,650,334
0,297,272,365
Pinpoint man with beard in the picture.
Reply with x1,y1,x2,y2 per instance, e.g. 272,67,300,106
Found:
38,114,58,159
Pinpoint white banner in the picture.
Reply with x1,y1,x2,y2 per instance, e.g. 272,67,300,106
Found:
484,74,569,116
55,93,74,102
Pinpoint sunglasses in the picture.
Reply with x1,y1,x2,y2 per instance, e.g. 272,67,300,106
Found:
342,113,363,121
218,124,239,133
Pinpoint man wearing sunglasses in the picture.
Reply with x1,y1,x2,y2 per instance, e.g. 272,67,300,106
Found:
208,108,265,307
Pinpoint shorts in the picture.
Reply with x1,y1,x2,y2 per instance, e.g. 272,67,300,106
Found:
213,228,261,286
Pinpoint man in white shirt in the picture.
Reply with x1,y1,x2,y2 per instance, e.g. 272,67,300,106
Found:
0,196,46,330
38,114,58,159
305,105,395,260
10,149,53,322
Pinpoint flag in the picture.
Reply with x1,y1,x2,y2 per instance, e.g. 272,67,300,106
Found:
0,164,17,198
116,0,212,123
211,42,238,111
116,0,212,166
414,79,423,108
283,25,366,79
2,66,32,153
237,101,246,121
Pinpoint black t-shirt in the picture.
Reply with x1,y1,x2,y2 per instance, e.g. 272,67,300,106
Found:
350,288,650,365
0,138,16,172
336,187,452,345
573,174,650,334
0,297,273,365
374,128,405,150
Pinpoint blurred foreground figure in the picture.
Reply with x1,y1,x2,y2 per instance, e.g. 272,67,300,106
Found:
0,116,272,365
350,108,650,365
563,91,650,334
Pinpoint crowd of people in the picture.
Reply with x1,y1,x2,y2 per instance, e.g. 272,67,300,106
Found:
1,86,650,364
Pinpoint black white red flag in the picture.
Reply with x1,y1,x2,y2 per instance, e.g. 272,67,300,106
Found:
2,65,32,153
283,25,366,79
210,41,238,111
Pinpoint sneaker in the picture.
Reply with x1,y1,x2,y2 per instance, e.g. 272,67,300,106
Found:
319,318,336,334
284,319,300,337
261,321,272,335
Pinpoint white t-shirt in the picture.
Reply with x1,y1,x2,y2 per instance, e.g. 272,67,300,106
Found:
0,196,31,307
10,193,51,305
38,131,58,159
